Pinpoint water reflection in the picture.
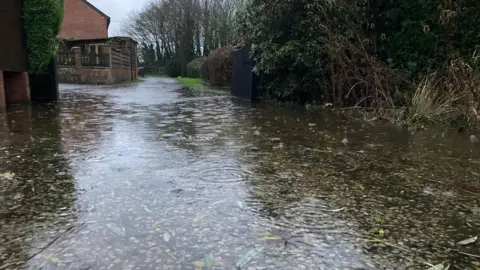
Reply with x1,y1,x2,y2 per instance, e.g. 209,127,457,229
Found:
0,104,76,269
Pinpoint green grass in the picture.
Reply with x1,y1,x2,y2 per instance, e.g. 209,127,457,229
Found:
176,77,203,88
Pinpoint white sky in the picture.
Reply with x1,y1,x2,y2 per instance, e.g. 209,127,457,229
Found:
87,0,152,36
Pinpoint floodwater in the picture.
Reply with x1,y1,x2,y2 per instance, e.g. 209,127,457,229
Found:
0,77,479,270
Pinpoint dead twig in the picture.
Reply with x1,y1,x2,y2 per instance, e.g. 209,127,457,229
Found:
457,251,480,258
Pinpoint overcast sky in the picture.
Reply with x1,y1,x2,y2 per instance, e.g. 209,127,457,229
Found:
87,0,151,36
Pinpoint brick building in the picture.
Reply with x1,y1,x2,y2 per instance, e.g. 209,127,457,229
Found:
57,0,138,84
57,37,138,84
58,0,110,40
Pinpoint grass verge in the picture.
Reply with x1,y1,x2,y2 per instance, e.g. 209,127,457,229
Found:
176,77,203,88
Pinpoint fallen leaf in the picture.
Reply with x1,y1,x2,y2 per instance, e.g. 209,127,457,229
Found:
378,229,385,238
374,217,383,223
235,246,264,269
262,235,283,241
192,261,202,270
327,207,345,212
359,185,365,191
427,263,444,270
457,236,477,246
167,252,177,260
163,231,171,242
143,205,152,213
308,123,316,127
41,255,61,263
204,254,214,268
0,172,15,180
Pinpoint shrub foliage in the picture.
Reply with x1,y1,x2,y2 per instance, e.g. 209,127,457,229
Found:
187,57,205,78
201,47,232,87
237,0,480,106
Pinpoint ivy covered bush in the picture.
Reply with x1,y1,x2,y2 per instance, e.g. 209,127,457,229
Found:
23,0,64,72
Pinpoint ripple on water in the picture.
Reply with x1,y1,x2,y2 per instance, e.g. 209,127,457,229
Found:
198,167,251,184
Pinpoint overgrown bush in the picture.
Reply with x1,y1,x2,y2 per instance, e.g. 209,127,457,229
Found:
202,47,233,87
165,60,182,77
237,0,480,108
409,58,480,127
187,57,205,78
23,0,64,73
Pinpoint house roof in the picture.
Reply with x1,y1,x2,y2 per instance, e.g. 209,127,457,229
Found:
81,0,111,28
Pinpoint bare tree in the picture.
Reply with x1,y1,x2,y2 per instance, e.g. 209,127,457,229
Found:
121,0,243,75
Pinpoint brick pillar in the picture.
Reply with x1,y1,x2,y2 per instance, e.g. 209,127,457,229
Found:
72,47,81,67
0,71,5,108
4,71,30,103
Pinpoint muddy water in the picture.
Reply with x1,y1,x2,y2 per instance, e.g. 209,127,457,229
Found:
0,77,479,270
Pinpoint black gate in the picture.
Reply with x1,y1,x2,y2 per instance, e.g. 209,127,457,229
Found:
29,56,59,102
231,45,257,101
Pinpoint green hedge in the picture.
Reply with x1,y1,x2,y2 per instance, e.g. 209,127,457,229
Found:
23,0,64,73
186,57,205,78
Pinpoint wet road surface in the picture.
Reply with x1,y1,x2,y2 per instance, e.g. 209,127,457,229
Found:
1,77,480,269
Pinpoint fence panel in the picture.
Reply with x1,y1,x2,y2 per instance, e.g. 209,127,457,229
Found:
56,50,76,66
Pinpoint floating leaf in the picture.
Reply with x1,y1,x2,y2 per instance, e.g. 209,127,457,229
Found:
359,185,365,191
262,235,282,241
204,254,214,268
192,261,203,270
0,172,15,180
235,246,264,269
167,252,176,260
427,263,444,270
303,236,314,246
41,255,61,263
327,207,345,212
457,236,477,246
163,231,171,242
378,229,385,238
374,217,383,223
143,205,152,213
308,123,316,127
237,201,244,210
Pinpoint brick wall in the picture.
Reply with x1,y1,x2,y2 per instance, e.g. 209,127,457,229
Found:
58,0,108,39
58,67,113,84
3,72,30,103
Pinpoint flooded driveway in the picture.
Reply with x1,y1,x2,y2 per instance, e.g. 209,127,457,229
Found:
1,77,479,269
